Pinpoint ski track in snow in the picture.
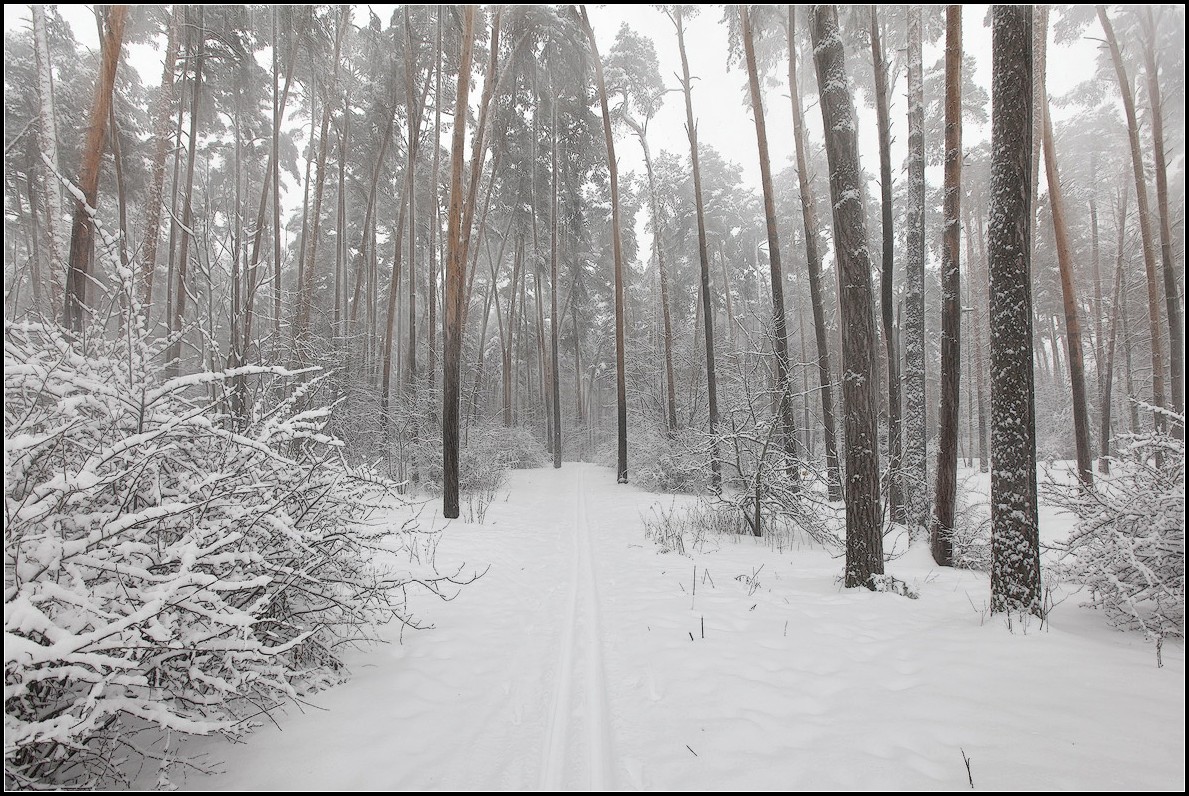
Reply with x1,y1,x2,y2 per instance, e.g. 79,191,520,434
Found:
541,465,614,790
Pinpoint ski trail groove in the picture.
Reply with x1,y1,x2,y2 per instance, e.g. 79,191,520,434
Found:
539,466,614,790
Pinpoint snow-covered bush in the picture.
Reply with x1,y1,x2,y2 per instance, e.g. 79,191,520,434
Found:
633,427,712,494
1048,418,1185,640
3,321,453,789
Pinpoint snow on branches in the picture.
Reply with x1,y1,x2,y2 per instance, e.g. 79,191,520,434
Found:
1047,416,1186,642
3,321,462,789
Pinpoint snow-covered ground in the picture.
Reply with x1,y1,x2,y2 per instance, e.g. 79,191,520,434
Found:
180,463,1184,791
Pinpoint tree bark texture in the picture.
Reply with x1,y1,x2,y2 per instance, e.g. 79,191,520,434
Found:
988,5,1042,618
930,5,962,567
809,4,884,589
903,5,929,532
63,5,129,332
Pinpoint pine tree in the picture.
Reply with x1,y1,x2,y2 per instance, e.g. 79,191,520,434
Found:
809,4,883,589
988,5,1042,617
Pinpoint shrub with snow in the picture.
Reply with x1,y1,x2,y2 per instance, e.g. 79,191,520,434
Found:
1048,416,1185,641
3,322,454,789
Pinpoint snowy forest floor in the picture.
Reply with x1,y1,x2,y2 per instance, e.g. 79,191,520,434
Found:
175,463,1184,791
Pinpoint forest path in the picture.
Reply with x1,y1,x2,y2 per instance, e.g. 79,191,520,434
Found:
182,463,1184,792
540,465,614,790
183,462,650,791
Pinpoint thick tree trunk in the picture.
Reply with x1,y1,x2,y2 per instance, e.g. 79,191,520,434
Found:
867,5,901,514
742,5,799,489
930,6,962,567
63,5,129,332
1041,95,1094,486
672,5,720,490
809,5,883,589
903,6,929,532
581,6,629,484
989,5,1042,618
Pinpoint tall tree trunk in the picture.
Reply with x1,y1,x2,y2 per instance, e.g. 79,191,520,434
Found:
809,5,883,589
1090,194,1105,397
335,109,348,340
443,6,476,519
1097,5,1169,438
903,5,929,531
1140,7,1184,426
405,7,422,397
1041,94,1093,486
429,8,442,393
581,6,628,484
32,4,65,311
930,5,962,567
140,8,178,315
966,201,989,473
166,7,200,374
163,61,186,342
63,5,129,332
868,4,901,514
742,5,799,489
1100,193,1128,475
550,100,563,467
671,5,720,490
989,5,1042,618
381,182,412,430
272,7,284,340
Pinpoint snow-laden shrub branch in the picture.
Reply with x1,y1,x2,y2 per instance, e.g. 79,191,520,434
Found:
3,321,462,789
1047,417,1185,641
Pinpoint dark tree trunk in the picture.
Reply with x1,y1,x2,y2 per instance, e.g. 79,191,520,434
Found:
930,5,962,567
989,5,1042,618
809,5,884,589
